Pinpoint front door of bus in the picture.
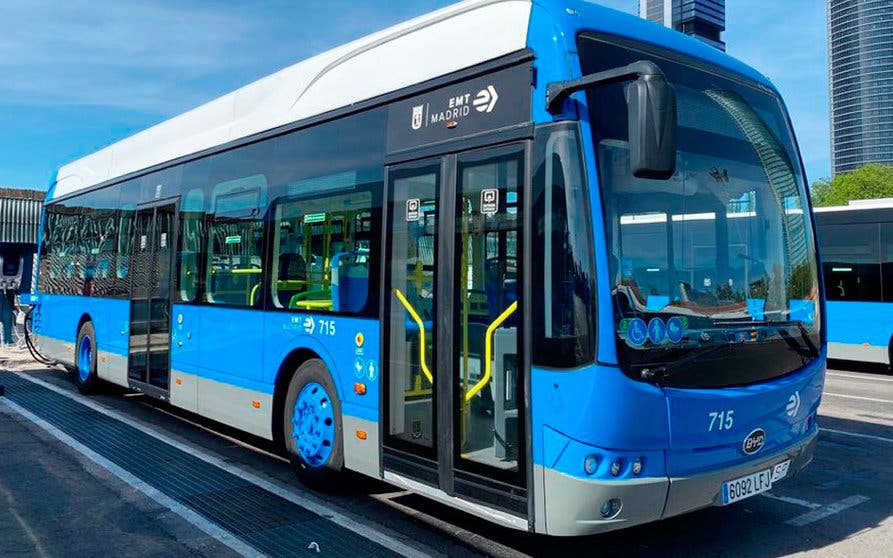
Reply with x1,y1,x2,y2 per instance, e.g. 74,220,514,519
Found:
383,144,527,516
127,201,177,396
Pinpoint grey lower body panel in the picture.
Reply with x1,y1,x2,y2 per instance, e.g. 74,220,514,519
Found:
37,336,74,368
342,416,380,478
99,351,129,387
663,431,817,518
828,341,889,365
539,466,668,536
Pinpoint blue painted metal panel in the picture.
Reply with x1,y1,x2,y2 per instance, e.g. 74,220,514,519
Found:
194,305,269,394
663,352,824,476
530,0,773,93
531,355,824,480
826,301,893,349
171,303,203,374
530,363,668,471
34,294,128,357
263,313,380,423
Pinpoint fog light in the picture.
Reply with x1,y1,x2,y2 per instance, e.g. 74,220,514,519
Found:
583,454,599,476
610,458,623,477
632,457,643,476
601,498,622,519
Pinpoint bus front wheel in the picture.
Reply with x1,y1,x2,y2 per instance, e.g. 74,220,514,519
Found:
282,359,344,487
888,337,892,372
74,322,101,395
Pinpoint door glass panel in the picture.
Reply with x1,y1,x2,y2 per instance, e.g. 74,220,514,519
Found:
455,148,523,474
128,204,175,390
386,166,439,451
148,205,174,389
128,209,154,383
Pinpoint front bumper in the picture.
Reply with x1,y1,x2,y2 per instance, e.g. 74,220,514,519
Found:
539,430,817,536
663,429,817,518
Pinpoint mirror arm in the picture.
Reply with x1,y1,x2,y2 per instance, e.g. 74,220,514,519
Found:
545,60,666,114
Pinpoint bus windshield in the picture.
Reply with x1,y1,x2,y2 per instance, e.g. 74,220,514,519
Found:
581,35,822,387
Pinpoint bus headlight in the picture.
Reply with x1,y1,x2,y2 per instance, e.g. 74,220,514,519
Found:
610,458,623,477
632,457,643,476
583,454,599,476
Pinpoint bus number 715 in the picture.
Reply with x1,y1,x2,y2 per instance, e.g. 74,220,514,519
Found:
709,410,734,432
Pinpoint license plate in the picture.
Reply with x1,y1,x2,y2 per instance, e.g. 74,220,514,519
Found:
721,459,791,505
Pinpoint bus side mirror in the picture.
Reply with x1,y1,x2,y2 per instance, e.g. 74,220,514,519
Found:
626,75,677,180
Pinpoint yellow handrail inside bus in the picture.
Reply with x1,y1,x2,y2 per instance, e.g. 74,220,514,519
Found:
393,288,433,384
465,301,517,402
249,283,261,306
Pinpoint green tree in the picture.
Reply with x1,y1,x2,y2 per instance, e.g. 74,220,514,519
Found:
810,164,893,207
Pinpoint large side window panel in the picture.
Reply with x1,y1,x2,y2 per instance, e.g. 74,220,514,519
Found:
821,223,882,302
178,188,206,303
531,124,597,367
267,109,387,317
271,187,374,313
205,144,271,308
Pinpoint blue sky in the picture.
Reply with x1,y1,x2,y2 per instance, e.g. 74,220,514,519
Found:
0,0,830,190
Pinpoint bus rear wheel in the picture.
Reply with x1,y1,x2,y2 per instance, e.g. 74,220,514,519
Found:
282,359,344,487
75,322,101,395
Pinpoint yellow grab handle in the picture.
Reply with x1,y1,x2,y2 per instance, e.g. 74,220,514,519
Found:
249,283,261,306
393,288,434,383
465,301,518,402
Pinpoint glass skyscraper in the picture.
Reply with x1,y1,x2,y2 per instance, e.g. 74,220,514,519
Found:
639,0,726,51
828,0,893,175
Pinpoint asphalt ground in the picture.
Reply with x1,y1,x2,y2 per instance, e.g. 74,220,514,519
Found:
1,350,890,558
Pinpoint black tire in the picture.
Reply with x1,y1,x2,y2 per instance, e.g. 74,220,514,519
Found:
888,337,892,373
282,359,344,487
74,322,101,395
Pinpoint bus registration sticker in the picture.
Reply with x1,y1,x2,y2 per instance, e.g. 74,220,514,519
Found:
721,459,791,505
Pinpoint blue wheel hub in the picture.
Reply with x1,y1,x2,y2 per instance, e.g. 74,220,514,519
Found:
77,336,92,383
291,382,335,468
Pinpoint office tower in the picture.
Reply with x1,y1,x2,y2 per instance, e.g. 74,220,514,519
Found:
828,0,893,175
639,0,726,51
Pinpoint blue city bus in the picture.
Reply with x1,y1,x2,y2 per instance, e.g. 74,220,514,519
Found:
815,201,893,369
30,0,825,536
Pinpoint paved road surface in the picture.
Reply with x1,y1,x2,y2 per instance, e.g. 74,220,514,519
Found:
1,350,890,557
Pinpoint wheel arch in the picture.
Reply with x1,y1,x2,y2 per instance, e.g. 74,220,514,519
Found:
272,347,323,450
888,334,892,369
76,313,92,338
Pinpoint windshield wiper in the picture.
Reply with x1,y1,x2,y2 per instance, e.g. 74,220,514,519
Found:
639,343,729,386
715,319,818,359
640,319,819,386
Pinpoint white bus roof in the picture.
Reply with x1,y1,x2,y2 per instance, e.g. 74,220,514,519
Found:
51,0,532,201
813,199,893,213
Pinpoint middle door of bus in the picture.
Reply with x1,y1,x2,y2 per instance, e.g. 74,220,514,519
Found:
127,200,177,397
382,143,527,516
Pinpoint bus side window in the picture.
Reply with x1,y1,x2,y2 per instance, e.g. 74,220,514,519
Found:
205,175,267,308
178,188,205,303
270,181,373,315
531,124,597,367
820,223,882,302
